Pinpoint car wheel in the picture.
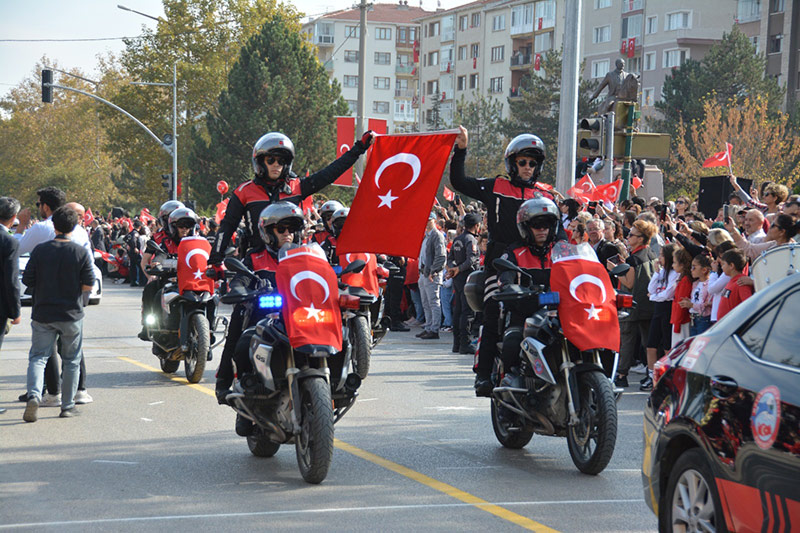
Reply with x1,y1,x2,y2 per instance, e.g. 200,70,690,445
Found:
663,448,727,533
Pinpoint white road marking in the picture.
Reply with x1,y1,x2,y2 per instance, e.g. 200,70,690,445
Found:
148,401,164,406
604,468,641,472
140,418,153,422
91,460,138,465
435,465,498,470
357,398,378,402
0,499,648,529
424,406,479,411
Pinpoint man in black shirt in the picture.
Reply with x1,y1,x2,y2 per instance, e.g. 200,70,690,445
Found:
22,206,95,422
446,213,481,354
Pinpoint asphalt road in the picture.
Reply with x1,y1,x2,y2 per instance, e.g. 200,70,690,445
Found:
0,284,657,532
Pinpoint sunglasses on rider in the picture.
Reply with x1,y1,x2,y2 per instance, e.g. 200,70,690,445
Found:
175,220,195,229
266,156,286,166
274,224,293,234
516,158,537,168
528,219,551,230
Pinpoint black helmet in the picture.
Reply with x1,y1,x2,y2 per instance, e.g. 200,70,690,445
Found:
319,200,344,230
504,134,545,181
330,207,350,238
158,200,185,229
252,132,295,180
516,195,559,246
167,207,199,240
257,202,305,250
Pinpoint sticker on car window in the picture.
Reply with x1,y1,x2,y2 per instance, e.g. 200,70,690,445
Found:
680,336,708,370
751,385,781,450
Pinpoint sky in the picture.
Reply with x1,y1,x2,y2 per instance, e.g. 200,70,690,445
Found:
0,0,463,100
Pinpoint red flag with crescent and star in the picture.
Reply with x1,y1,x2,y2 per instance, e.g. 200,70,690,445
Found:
83,208,94,226
550,243,619,351
335,117,356,186
337,131,458,257
276,244,342,350
702,142,733,168
443,185,455,202
591,179,622,204
339,252,380,297
567,174,596,204
177,236,214,294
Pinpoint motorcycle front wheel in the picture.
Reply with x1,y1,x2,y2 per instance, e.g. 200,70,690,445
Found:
350,315,372,380
567,370,618,475
295,377,334,484
490,398,534,449
184,314,209,383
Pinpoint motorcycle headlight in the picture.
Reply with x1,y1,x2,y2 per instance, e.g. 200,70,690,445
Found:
258,294,283,309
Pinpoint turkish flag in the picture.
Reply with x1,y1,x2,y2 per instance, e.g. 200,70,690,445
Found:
276,244,342,350
215,198,229,224
140,207,155,225
567,175,596,204
534,53,541,71
177,236,214,294
443,185,455,201
550,244,619,351
534,181,553,192
336,131,458,257
412,40,419,63
339,252,380,297
632,176,643,190
621,40,627,55
335,116,356,186
702,143,733,168
300,194,314,215
592,179,622,204
94,249,114,264
83,208,94,226
627,37,635,58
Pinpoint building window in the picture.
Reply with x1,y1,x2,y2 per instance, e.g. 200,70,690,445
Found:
751,36,760,53
534,31,553,52
347,100,357,114
426,80,439,95
457,75,466,91
737,0,761,23
343,75,359,88
627,56,641,73
644,51,656,71
428,51,439,66
665,11,691,31
489,76,504,93
374,77,390,89
471,43,480,58
346,26,360,38
663,49,687,68
768,34,782,54
770,0,784,13
469,73,479,89
591,59,609,78
594,0,611,8
593,25,611,44
471,13,481,27
373,101,390,114
493,14,506,31
459,15,468,31
375,52,391,65
429,21,440,37
643,87,654,106
397,53,410,66
491,45,505,62
376,27,392,40
535,0,556,28
622,14,642,38
344,50,359,63
458,45,467,60
646,15,657,35
622,0,643,12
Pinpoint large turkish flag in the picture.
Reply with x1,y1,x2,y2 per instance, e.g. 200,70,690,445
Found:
177,236,214,294
550,243,619,352
339,252,380,297
567,174,596,204
337,131,458,257
276,244,342,350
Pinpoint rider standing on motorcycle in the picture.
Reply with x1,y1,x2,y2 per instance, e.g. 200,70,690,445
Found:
215,202,305,404
450,126,552,396
312,200,344,247
496,196,563,377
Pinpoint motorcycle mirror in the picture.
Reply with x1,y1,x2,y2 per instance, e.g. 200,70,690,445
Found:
223,257,258,281
224,247,237,257
492,257,531,279
610,263,631,277
340,259,366,276
145,240,166,256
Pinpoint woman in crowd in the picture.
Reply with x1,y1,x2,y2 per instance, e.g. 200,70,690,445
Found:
726,213,800,261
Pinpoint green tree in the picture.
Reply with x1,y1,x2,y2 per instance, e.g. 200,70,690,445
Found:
190,9,349,207
503,49,597,185
454,92,505,178
426,93,446,131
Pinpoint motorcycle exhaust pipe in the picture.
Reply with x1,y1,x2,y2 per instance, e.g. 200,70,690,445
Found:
345,372,361,392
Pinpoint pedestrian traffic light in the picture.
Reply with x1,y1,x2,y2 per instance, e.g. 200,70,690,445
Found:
185,200,196,212
42,69,53,103
578,117,605,155
161,173,173,198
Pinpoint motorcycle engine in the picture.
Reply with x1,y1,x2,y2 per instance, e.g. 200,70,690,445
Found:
274,389,294,435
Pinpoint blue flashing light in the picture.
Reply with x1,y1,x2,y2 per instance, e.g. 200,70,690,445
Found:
538,291,560,306
259,294,283,309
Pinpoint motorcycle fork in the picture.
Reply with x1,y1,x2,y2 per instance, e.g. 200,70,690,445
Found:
560,338,579,425
285,348,302,434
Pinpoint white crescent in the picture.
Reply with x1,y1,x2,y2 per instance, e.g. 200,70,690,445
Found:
339,143,350,155
185,248,209,269
345,253,368,264
374,153,421,191
290,270,330,304
569,274,607,304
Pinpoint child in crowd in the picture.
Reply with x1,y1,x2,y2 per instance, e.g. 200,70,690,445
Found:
670,247,693,347
681,254,713,336
717,249,754,320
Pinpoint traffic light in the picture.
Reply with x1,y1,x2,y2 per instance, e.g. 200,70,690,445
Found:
161,173,173,198
42,69,53,103
185,200,196,212
578,117,605,154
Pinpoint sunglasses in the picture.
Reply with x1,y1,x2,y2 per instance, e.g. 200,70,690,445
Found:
175,221,194,229
516,159,537,168
675,200,686,204
266,156,286,166
528,220,551,230
274,225,293,234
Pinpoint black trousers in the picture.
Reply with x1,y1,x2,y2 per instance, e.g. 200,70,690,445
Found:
386,272,406,324
476,242,506,377
141,279,162,325
42,337,87,394
452,276,472,349
216,304,247,389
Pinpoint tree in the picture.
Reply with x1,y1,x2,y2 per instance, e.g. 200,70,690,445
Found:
503,49,597,185
190,9,349,207
426,93,447,131
454,92,505,178
669,96,800,195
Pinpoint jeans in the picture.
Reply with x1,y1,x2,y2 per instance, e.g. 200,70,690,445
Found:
419,273,442,332
409,286,425,322
690,315,712,336
27,319,83,410
440,284,454,328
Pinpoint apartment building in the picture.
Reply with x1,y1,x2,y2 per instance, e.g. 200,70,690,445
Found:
301,2,431,133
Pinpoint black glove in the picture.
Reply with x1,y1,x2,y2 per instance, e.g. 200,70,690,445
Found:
361,130,375,148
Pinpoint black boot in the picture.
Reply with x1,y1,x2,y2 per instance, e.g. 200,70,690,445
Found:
235,414,253,436
452,342,460,353
215,379,232,405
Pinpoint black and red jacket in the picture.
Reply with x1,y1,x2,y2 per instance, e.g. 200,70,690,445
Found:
151,230,178,254
499,241,554,289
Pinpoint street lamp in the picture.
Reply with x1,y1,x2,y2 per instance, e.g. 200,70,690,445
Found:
117,4,162,22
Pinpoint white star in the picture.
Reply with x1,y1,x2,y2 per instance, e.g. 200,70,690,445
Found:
304,304,324,321
377,189,399,209
193,269,204,280
585,304,601,320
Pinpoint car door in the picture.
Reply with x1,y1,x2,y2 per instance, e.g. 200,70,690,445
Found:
705,287,800,532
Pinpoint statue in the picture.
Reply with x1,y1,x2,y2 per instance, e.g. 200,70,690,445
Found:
589,58,640,114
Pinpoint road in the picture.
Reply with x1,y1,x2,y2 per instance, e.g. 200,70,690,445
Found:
0,284,657,532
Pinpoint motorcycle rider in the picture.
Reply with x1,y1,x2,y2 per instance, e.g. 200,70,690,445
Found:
215,202,305,407
312,200,344,246
450,126,554,396
322,207,350,265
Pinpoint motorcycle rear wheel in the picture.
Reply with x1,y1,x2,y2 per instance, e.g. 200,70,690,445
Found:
295,377,334,484
159,358,180,374
566,370,618,475
184,314,209,384
247,430,281,458
491,399,534,449
350,315,372,380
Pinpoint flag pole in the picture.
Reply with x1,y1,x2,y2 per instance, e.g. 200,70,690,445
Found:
725,142,732,176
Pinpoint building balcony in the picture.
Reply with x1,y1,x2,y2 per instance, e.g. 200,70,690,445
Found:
511,23,533,36
394,113,416,123
510,53,532,69
621,0,643,13
395,88,416,98
396,38,415,49
315,34,334,46
396,64,415,76
509,87,525,100
441,29,455,42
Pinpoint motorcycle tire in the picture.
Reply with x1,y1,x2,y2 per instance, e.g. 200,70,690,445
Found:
490,399,534,449
184,314,209,384
247,431,281,458
566,370,618,475
295,377,334,484
159,358,180,374
350,315,372,380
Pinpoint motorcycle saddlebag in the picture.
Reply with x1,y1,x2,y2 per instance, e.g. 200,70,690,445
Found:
464,269,485,313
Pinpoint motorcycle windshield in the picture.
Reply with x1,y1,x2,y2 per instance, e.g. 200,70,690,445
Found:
177,236,215,295
549,241,620,352
276,243,343,351
339,253,380,297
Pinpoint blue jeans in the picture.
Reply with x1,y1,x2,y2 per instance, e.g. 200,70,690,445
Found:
689,316,712,337
419,273,442,332
409,287,425,322
27,319,83,409
440,284,454,328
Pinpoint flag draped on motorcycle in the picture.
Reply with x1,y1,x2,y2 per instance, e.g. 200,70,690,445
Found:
339,253,380,298
177,236,215,294
549,242,620,352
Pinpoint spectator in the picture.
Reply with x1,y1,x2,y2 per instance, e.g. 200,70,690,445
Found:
717,249,754,319
727,213,799,261
670,247,693,347
708,241,737,324
403,258,425,327
730,175,788,219
783,195,800,222
90,219,107,276
417,214,447,340
680,254,713,336
642,243,679,391
587,218,618,271
0,197,22,386
22,206,95,422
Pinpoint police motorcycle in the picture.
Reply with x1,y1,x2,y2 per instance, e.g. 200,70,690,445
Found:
142,208,226,383
221,243,363,484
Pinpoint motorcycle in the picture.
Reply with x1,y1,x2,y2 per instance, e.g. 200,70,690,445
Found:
488,242,631,475
222,244,363,484
142,239,226,383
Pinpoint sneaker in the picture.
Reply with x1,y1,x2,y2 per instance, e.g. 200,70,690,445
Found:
23,398,39,423
459,345,476,355
18,392,28,402
614,375,629,388
59,407,80,418
415,330,427,338
639,376,653,392
403,318,417,326
40,393,62,408
74,390,93,404
630,363,647,374
423,331,439,339
440,326,453,332
0,407,6,415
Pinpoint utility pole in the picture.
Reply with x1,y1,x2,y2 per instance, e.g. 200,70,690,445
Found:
356,0,369,140
555,0,582,194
